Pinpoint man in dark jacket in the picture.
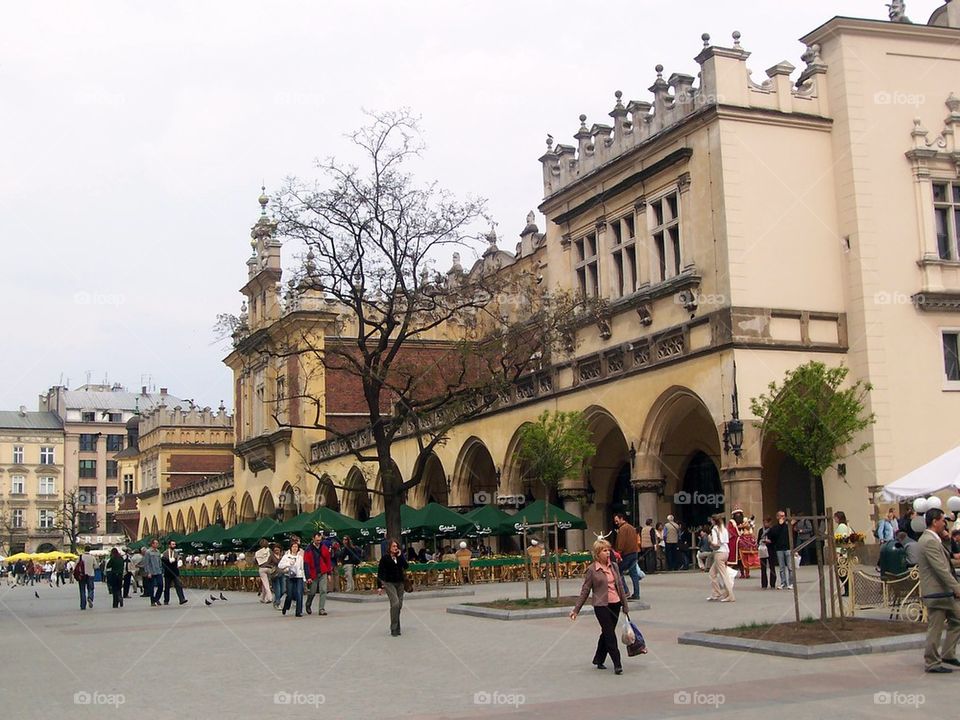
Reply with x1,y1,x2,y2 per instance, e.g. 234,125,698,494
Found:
613,513,641,599
304,532,331,615
161,541,188,605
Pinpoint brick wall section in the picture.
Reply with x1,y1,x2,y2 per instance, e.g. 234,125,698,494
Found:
166,454,234,490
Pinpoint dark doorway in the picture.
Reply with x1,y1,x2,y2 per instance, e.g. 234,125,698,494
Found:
678,452,722,529
610,463,635,524
778,455,824,516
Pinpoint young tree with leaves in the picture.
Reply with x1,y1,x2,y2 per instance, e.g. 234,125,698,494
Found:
517,410,596,601
750,361,875,621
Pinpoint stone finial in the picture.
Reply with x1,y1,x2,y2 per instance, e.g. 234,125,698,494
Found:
701,33,711,47
946,92,960,116
732,30,742,48
801,43,822,67
545,134,554,149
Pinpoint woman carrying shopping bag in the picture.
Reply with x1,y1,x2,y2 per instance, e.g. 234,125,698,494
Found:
570,538,630,675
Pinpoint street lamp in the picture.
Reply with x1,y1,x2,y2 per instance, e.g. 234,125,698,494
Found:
723,359,744,457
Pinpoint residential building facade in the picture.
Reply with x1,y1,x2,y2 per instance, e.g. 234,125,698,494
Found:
0,410,65,553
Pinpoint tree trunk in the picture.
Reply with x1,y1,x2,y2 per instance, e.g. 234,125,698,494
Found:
810,472,827,622
544,496,552,602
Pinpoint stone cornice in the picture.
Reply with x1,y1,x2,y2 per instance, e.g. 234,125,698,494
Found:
800,16,960,47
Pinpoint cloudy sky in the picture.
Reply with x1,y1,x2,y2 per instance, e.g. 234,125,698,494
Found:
0,0,943,411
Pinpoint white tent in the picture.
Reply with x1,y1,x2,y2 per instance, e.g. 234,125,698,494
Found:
881,445,960,501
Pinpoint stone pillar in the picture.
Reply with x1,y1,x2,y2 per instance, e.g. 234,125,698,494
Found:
720,464,763,520
558,478,587,552
633,478,665,525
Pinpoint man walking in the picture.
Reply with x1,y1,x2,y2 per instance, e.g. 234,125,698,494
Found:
161,541,188,606
143,538,164,607
613,513,641,599
75,545,96,610
917,508,960,673
664,515,682,571
304,532,331,616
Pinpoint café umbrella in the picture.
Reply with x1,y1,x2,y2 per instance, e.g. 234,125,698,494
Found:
361,505,422,542
463,504,515,536
224,517,281,548
413,503,475,537
508,499,587,532
273,507,364,541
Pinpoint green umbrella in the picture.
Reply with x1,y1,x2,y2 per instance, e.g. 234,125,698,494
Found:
413,503,474,537
508,499,587,532
163,532,188,544
361,505,421,542
183,523,230,552
463,504,516,536
273,507,364,541
224,518,280,548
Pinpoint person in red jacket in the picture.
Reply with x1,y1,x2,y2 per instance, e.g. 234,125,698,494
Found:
304,532,332,616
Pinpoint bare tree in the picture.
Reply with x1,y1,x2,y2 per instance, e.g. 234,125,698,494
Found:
252,109,570,541
56,488,98,554
0,501,19,554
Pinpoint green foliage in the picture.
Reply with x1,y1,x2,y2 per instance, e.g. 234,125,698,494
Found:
750,362,875,479
516,410,596,489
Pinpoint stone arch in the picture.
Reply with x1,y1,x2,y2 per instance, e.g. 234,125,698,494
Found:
36,542,57,553
198,504,210,529
164,513,174,534
315,475,340,511
342,467,371,521
277,481,300,521
409,453,447,508
186,508,198,534
150,517,159,536
582,406,631,536
225,498,238,527
239,492,256,523
175,510,185,534
451,437,498,508
257,488,275,520
637,386,722,523
141,518,150,538
502,423,535,496
212,501,224,526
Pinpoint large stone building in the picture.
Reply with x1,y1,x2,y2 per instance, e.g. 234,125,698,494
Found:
0,410,65,553
39,384,183,545
137,3,960,550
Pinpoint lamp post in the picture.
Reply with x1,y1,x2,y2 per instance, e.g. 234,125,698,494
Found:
723,360,744,457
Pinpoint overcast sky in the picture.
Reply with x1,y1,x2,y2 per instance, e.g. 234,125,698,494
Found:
0,0,944,411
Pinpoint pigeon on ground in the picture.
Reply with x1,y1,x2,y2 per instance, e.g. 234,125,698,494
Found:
219,593,227,601
204,599,212,606
34,591,39,598
209,595,217,602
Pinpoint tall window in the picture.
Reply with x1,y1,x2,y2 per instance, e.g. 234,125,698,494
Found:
79,512,97,533
40,446,55,465
12,509,23,528
574,231,600,298
79,486,98,505
122,474,134,496
934,182,960,260
12,446,23,464
38,509,55,529
11,475,25,494
106,434,123,452
105,513,121,533
79,459,97,478
106,486,118,504
106,460,118,479
39,477,56,495
81,411,96,422
944,331,960,383
610,214,638,297
79,433,98,451
108,412,123,423
651,191,681,281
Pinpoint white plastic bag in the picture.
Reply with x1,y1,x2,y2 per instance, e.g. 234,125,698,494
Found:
726,565,737,589
620,614,636,645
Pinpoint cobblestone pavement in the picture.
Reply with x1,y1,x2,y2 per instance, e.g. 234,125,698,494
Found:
0,567,945,719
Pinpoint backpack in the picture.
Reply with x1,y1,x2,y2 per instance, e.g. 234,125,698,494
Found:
72,557,85,581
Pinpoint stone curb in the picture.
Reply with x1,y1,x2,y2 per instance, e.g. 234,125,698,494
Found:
447,601,651,620
677,630,926,659
327,589,476,603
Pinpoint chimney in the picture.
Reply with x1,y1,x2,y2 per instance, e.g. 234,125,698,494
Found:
141,386,147,395
160,387,168,396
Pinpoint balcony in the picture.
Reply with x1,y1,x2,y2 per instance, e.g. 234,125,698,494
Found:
162,473,234,505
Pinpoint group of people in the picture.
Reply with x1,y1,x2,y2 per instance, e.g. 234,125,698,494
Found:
7,558,71,586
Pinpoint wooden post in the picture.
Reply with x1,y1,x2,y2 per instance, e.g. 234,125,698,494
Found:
787,508,800,626
825,508,837,620
554,522,560,600
826,509,846,628
523,526,529,601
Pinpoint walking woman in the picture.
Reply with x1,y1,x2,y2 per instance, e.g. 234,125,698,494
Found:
278,540,305,617
254,538,274,604
106,548,125,608
377,539,409,636
708,514,735,602
270,543,286,610
569,539,629,675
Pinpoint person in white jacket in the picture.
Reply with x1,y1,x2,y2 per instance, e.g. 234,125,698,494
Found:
254,539,274,604
277,540,305,617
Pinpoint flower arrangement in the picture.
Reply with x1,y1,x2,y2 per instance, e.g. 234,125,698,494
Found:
835,531,864,545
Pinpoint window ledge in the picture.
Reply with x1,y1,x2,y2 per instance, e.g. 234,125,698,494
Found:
914,290,960,312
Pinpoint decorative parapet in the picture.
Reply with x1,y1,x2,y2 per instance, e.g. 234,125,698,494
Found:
162,472,234,505
539,31,829,198
138,403,233,436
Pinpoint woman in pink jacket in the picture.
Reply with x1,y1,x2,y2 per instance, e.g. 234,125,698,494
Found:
570,539,629,675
